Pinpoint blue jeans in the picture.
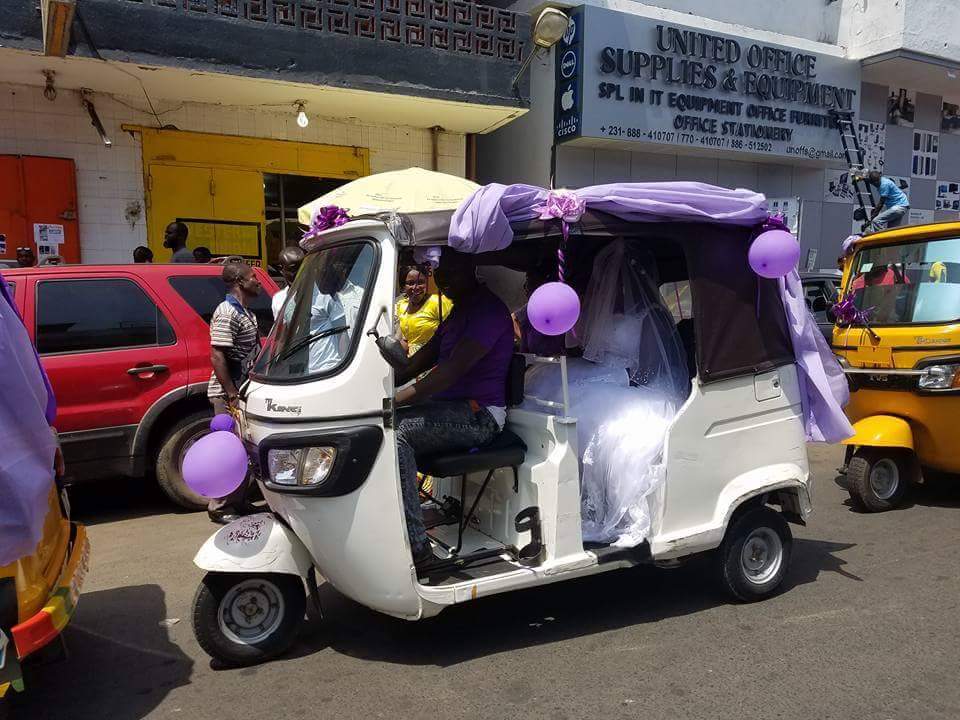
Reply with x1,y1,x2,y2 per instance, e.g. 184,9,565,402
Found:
396,401,499,552
870,205,908,232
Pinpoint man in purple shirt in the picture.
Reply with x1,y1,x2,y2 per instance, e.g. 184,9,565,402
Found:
393,250,514,568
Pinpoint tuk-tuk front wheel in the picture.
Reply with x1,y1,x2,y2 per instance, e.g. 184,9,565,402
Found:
192,572,305,667
847,448,910,512
718,507,792,602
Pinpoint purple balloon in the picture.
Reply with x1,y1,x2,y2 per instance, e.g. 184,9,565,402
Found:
527,281,581,337
210,413,236,432
181,430,248,499
748,229,800,279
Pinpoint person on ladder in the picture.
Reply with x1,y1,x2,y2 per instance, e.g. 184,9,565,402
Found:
864,170,910,232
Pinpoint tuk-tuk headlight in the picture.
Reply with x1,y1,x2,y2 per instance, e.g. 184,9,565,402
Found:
266,446,337,486
917,363,960,391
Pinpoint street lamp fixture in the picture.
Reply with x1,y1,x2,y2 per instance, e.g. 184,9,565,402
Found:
511,8,570,94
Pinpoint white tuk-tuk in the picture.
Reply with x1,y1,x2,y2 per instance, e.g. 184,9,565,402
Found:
190,182,849,666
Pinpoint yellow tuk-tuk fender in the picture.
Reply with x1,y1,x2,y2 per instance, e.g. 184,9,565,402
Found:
841,415,914,450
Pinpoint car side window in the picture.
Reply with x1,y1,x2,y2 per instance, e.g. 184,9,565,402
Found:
802,281,830,321
168,276,273,336
36,278,174,354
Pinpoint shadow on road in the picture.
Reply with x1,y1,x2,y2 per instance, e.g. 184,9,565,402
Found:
262,535,858,669
66,477,190,526
912,474,960,509
6,585,193,720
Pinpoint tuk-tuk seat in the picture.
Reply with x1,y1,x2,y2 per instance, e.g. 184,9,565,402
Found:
418,428,526,478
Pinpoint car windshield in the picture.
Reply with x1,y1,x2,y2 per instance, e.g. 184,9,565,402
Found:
253,241,377,381
847,236,960,325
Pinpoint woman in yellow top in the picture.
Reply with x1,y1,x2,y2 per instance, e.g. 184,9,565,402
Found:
395,265,453,356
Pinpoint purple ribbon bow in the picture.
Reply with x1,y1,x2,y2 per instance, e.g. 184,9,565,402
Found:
763,212,790,233
532,190,585,243
832,295,874,326
302,205,350,242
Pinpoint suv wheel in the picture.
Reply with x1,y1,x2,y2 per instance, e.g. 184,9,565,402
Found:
156,411,213,510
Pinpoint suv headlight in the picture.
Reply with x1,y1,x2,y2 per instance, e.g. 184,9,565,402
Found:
917,363,960,391
266,447,337,486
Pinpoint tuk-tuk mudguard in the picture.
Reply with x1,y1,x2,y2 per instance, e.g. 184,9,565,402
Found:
650,463,810,560
193,513,313,579
841,415,914,450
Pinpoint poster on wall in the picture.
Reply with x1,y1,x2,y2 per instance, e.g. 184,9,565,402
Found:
33,223,64,247
767,196,801,234
912,130,939,178
33,223,64,261
908,209,935,225
887,88,915,127
942,102,960,135
824,168,856,203
936,181,960,211
857,120,885,171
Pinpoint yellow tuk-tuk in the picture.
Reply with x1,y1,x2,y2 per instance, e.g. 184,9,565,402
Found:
834,222,960,511
0,489,89,697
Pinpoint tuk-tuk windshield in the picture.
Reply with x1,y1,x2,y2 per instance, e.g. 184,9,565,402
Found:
252,241,377,381
848,236,960,324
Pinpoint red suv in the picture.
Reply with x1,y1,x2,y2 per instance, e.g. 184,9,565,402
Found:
0,263,277,509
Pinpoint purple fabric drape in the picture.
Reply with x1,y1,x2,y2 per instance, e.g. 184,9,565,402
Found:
0,275,58,565
447,181,853,444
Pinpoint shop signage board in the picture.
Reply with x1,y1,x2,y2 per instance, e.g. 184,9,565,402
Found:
555,6,861,161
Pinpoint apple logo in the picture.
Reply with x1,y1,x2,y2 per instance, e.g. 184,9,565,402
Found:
561,84,574,111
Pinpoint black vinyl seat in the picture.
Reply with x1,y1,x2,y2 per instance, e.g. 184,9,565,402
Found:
419,429,526,478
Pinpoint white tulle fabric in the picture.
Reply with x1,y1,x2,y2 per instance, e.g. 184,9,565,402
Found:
522,240,690,547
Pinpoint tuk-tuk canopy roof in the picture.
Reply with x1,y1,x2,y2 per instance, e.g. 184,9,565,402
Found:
304,181,769,251
846,221,960,252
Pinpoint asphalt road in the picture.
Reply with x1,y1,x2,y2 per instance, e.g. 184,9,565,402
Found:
6,444,960,720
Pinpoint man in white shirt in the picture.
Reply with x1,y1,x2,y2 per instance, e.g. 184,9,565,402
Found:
307,257,365,373
271,246,304,320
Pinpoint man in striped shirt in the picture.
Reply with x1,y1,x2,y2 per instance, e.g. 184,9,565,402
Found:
207,262,262,523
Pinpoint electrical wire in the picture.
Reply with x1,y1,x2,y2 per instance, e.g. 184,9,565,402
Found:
73,11,310,123
74,9,164,128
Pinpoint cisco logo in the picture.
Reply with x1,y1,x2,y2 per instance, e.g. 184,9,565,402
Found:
560,50,577,79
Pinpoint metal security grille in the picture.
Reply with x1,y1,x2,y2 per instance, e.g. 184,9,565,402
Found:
122,0,525,61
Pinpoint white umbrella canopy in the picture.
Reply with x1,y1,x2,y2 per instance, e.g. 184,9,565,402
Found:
298,167,480,224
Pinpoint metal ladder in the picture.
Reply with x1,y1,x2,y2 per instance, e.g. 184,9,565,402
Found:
830,109,877,233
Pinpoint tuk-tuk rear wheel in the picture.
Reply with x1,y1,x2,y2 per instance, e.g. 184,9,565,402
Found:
847,448,910,512
192,572,305,667
718,506,792,602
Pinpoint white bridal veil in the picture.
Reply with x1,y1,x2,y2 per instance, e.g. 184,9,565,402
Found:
524,239,690,547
